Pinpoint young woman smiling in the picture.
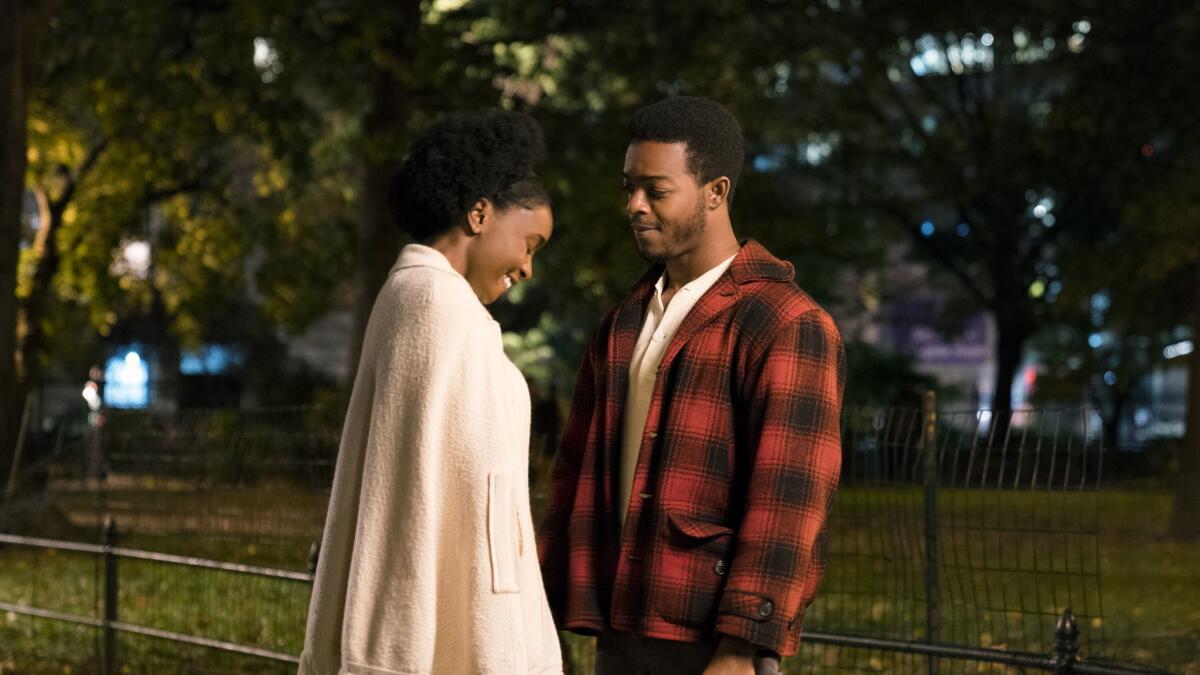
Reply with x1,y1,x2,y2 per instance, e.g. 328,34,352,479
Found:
300,109,561,675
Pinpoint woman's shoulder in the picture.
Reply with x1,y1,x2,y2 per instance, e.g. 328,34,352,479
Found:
370,265,492,345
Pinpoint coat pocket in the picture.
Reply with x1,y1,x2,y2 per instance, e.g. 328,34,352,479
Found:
487,471,521,593
655,512,734,626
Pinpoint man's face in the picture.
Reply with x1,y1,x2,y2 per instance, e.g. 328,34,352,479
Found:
622,141,708,264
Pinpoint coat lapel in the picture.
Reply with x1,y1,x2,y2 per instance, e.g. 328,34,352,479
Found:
601,269,659,533
658,275,740,372
658,240,793,372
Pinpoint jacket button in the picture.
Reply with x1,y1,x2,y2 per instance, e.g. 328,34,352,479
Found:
758,601,774,618
713,560,728,576
647,431,657,438
638,492,652,500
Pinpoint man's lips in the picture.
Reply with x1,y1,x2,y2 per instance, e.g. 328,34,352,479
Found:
631,221,659,232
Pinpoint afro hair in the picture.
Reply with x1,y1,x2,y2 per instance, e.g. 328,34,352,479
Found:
629,96,745,203
390,109,549,241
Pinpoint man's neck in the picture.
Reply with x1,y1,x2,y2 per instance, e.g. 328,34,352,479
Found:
663,228,740,292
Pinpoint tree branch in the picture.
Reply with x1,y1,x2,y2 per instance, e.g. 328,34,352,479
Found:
874,200,994,307
48,136,108,217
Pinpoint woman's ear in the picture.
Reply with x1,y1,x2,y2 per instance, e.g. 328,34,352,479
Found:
467,199,493,235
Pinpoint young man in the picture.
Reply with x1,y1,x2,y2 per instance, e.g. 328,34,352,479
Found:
537,96,846,675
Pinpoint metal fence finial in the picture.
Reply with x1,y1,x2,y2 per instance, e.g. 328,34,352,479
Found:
1054,608,1079,673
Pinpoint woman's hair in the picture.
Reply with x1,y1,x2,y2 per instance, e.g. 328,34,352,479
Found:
389,109,550,242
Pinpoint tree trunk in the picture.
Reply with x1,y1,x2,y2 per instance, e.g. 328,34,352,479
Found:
0,0,29,492
987,312,1032,443
990,314,1031,414
345,0,421,382
1102,391,1130,452
1168,263,1200,540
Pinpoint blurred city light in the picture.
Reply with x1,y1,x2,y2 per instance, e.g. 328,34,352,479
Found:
253,37,283,83
1164,340,1194,359
104,349,149,408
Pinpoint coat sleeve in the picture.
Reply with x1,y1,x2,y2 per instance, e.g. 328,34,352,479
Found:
714,308,845,654
536,331,600,622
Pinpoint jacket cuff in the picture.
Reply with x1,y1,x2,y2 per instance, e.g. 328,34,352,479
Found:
713,589,794,654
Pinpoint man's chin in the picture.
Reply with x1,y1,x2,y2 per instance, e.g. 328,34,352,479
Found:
635,241,669,264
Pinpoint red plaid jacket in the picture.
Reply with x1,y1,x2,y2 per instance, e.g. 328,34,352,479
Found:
537,239,845,656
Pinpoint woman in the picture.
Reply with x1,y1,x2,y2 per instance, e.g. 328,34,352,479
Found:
299,110,561,675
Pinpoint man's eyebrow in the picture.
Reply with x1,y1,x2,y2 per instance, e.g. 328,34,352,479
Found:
622,173,675,183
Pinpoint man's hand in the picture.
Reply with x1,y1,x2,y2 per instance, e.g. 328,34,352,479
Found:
701,636,756,675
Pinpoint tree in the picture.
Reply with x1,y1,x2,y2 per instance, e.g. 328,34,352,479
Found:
468,2,1200,420
0,0,54,491
1,0,344,495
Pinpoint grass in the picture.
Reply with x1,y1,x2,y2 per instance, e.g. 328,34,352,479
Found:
1,486,1197,674
0,542,306,674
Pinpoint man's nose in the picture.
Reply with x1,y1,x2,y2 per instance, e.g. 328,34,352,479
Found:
627,189,649,217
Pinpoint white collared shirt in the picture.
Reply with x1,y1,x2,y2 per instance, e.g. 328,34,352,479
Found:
619,253,737,527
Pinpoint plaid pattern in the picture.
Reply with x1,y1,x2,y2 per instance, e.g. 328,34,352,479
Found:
537,239,845,656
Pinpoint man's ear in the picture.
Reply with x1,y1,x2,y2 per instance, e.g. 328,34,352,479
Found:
707,177,731,209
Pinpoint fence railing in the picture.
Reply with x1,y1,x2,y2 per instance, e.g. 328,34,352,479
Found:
0,519,313,673
0,526,312,673
0,401,1184,673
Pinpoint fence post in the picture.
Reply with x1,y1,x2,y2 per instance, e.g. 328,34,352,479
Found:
2,393,35,526
308,541,320,575
1054,608,1079,674
922,390,941,675
103,517,119,675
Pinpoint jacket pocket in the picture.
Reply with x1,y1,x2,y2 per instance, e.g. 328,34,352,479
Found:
488,471,521,593
655,512,734,626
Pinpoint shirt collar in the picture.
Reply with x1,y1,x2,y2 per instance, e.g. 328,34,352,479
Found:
654,252,738,298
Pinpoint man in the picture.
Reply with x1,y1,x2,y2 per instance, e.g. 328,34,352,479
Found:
537,96,845,675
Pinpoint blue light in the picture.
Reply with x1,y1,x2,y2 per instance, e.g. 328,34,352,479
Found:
920,220,935,237
752,154,783,172
956,223,971,237
180,344,246,375
104,349,149,408
1088,333,1103,349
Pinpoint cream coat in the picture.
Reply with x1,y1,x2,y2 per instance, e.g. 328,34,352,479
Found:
299,244,562,675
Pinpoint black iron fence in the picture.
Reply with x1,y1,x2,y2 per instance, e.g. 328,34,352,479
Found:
0,520,311,672
0,400,1187,674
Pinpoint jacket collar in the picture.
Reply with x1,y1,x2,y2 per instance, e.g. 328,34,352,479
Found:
627,238,794,299
391,243,460,276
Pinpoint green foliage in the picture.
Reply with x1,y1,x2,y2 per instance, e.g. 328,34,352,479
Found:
21,0,339,371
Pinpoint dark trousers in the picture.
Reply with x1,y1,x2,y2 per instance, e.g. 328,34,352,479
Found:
594,631,782,675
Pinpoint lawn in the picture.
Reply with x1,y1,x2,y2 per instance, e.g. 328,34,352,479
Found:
1,486,1197,674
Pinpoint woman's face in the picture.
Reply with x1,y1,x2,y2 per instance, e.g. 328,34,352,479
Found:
464,202,553,305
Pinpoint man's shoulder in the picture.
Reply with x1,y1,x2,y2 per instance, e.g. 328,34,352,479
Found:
735,279,832,331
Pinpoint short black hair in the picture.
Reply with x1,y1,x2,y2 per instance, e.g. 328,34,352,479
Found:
629,96,744,203
390,109,550,242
